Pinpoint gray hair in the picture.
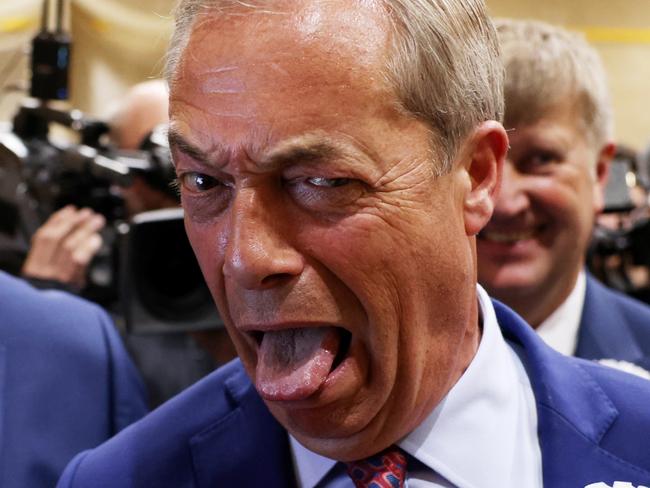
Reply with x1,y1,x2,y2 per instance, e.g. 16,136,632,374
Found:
496,18,613,147
166,0,503,173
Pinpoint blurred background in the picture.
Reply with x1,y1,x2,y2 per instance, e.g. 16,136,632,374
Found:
0,0,173,121
2,0,650,148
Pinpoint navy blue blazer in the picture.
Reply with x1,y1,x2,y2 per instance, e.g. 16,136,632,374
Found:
0,272,148,487
57,301,650,488
577,274,650,371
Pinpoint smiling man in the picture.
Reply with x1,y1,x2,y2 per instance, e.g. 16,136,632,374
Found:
478,19,650,370
57,2,650,487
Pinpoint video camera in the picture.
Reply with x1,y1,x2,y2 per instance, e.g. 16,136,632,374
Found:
0,102,134,235
0,0,222,333
587,148,650,304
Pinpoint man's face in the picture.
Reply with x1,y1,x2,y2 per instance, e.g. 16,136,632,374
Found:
170,1,479,460
478,104,607,324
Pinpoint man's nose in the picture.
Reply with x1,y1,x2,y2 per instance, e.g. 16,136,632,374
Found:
493,161,530,217
222,187,304,290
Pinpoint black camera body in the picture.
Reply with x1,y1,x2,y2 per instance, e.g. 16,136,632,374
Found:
0,102,221,333
121,208,223,334
587,151,650,304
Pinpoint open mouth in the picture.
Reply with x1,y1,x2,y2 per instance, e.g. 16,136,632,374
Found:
478,225,545,245
252,326,352,402
332,327,352,371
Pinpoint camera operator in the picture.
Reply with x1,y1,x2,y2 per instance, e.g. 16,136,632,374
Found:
19,79,176,291
21,205,106,291
105,79,179,214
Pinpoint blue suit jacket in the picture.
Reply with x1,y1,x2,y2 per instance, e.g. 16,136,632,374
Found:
57,301,650,487
0,272,148,487
576,274,650,371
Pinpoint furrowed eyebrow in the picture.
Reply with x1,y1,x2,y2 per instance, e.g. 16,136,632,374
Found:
261,137,341,168
168,129,353,170
168,129,212,165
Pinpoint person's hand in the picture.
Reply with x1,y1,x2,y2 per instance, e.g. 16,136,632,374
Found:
21,206,106,289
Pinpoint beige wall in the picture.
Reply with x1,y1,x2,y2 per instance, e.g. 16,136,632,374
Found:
68,0,174,118
0,0,174,125
488,0,650,151
2,1,650,150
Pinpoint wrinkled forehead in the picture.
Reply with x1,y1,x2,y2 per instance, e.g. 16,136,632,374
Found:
168,0,403,159
170,0,391,106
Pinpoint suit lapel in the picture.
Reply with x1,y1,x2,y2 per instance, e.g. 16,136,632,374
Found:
494,301,643,485
576,274,644,364
189,367,296,488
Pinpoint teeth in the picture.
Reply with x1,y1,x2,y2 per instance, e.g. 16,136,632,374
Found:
482,230,535,244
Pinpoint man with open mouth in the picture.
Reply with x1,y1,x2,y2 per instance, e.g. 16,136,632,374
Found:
58,1,650,487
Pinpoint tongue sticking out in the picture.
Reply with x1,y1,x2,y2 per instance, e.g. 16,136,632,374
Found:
256,327,340,401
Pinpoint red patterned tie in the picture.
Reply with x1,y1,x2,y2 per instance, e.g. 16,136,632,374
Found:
345,447,407,488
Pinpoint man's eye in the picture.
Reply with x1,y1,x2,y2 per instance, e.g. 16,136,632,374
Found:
180,172,220,193
529,150,560,167
286,176,364,213
307,177,351,188
518,149,562,173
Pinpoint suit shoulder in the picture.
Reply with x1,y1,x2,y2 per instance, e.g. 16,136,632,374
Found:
0,271,108,323
113,359,246,443
60,360,250,481
580,358,650,410
0,271,112,343
588,276,650,320
584,277,650,352
58,360,296,488
153,359,250,425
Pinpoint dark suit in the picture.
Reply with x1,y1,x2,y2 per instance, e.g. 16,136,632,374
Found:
576,273,650,371
0,271,148,488
56,300,650,487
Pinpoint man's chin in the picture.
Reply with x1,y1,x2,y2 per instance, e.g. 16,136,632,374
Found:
265,391,413,462
480,262,550,300
280,414,393,462
265,395,367,438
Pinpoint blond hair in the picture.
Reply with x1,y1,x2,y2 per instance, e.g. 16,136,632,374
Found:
496,18,613,146
166,0,503,172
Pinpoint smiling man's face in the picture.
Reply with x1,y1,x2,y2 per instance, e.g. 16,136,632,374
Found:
477,103,609,327
170,0,483,461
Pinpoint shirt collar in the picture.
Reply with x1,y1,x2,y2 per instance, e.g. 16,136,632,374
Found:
290,285,541,488
536,270,587,356
290,436,336,488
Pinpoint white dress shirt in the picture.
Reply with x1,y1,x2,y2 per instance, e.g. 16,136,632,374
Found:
290,285,543,488
536,271,587,356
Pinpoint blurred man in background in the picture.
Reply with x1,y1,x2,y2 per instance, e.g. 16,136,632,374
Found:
478,19,650,373
105,79,180,214
0,271,147,488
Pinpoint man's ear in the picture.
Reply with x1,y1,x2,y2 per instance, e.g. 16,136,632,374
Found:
462,121,509,236
593,142,615,214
